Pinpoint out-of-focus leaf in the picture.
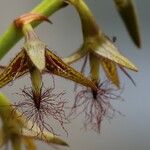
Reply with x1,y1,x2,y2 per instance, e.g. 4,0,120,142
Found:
114,0,141,47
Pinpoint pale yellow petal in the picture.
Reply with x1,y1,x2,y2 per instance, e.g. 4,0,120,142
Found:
93,36,138,71
101,58,120,88
24,40,46,71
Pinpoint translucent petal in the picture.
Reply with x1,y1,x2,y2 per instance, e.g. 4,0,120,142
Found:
24,40,46,71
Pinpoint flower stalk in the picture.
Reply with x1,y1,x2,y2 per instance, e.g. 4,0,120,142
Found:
66,0,99,39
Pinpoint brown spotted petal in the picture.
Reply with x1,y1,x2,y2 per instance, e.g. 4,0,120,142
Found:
45,49,97,91
114,0,141,47
0,50,29,88
101,58,120,88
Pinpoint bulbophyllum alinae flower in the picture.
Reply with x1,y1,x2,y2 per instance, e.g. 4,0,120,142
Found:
0,93,68,150
0,13,97,90
0,13,97,134
63,0,138,88
62,0,137,133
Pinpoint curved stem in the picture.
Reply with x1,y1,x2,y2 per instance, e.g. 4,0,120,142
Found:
0,0,67,60
69,0,99,39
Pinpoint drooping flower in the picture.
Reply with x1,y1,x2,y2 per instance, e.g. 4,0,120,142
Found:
0,13,98,135
63,0,138,88
62,0,136,133
0,93,68,150
113,0,141,47
0,13,97,91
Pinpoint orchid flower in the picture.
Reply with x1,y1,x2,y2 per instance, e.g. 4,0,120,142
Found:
0,13,98,134
62,0,138,132
0,13,97,91
63,0,138,88
0,93,68,150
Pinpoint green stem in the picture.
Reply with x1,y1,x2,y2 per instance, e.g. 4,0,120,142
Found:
70,0,99,39
0,0,67,60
